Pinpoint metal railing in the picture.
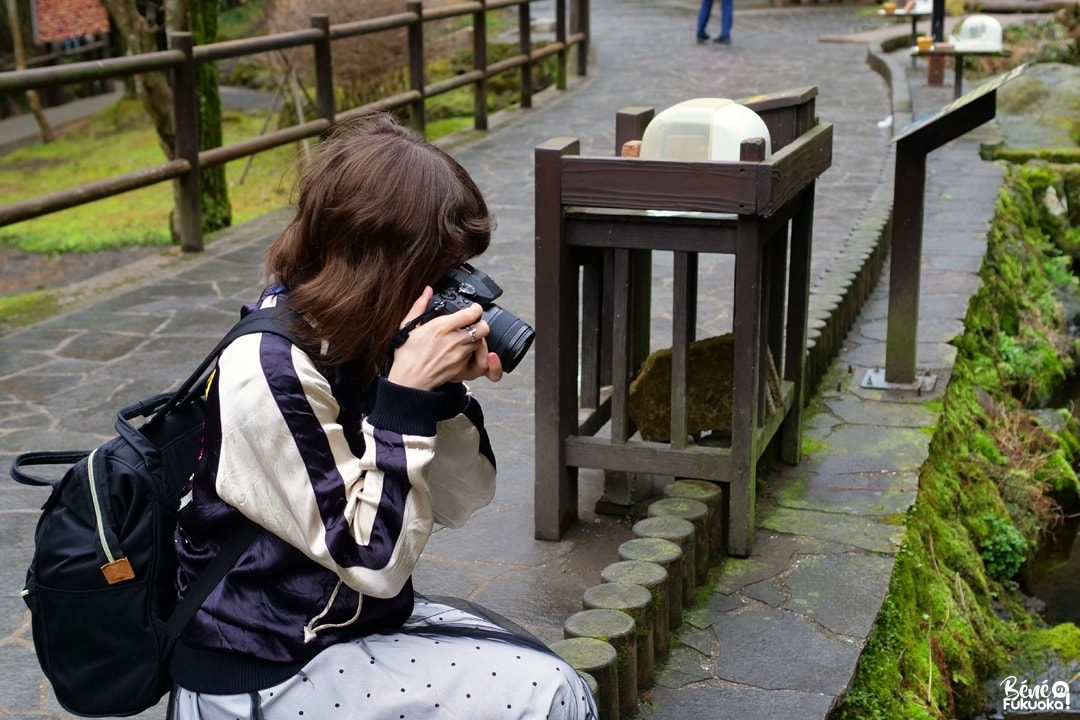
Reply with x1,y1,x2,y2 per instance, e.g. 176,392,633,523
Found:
0,0,589,251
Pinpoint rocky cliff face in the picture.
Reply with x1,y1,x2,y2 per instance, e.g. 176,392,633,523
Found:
995,62,1080,150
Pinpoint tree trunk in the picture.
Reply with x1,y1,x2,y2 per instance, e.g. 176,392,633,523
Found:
100,0,176,158
6,0,55,142
189,0,231,233
102,0,230,243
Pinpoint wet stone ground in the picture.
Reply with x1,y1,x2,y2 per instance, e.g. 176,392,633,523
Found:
0,245,164,297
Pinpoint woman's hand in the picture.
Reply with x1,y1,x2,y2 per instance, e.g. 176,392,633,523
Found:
387,287,504,390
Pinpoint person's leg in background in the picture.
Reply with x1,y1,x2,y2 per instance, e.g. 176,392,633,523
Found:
696,0,714,42
715,0,733,43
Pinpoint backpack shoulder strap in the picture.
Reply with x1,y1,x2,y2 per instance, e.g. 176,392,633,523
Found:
10,309,308,489
164,519,261,642
154,306,307,421
113,306,304,635
161,307,307,642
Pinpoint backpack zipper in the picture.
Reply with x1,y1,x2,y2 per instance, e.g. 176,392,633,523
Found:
87,448,136,584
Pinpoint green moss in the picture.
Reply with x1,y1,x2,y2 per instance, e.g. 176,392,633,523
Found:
0,289,61,334
989,146,1080,167
1015,623,1080,675
833,163,1080,719
1035,449,1079,495
774,478,807,506
692,566,722,608
614,640,631,670
0,101,298,253
801,435,827,456
1024,623,1080,660
988,148,1080,166
972,431,1007,464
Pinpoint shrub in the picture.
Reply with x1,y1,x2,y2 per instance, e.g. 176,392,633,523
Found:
265,0,459,115
978,513,1030,581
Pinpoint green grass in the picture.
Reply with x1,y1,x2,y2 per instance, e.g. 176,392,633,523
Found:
427,116,476,140
0,289,61,331
1,0,555,257
0,97,301,254
218,1,266,41
0,94,498,256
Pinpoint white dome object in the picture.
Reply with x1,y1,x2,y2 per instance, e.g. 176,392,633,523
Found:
949,14,1003,51
639,98,772,162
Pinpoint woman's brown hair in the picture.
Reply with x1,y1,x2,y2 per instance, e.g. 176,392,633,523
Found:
265,113,493,378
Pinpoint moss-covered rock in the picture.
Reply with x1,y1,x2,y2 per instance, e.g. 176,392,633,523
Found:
627,333,782,442
629,334,735,442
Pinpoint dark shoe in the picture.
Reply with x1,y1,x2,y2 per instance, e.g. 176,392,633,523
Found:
713,35,731,44
696,34,710,43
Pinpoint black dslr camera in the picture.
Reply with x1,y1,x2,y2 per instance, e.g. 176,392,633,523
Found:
410,263,535,373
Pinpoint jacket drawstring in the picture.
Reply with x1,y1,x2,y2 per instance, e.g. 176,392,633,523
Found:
303,579,364,643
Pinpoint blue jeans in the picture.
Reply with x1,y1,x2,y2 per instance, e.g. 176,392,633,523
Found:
696,0,733,40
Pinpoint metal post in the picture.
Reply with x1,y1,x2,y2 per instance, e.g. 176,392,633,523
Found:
884,143,927,384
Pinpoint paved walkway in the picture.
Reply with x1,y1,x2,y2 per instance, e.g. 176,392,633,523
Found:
0,2,1033,718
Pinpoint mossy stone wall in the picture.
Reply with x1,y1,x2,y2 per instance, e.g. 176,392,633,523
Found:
832,163,1080,720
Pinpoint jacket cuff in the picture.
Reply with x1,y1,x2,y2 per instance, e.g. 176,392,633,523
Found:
437,381,468,420
367,378,447,436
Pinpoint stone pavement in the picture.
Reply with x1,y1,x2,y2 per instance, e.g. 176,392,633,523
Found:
0,2,1036,718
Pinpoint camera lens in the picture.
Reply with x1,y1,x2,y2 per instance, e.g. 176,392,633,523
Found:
481,305,535,373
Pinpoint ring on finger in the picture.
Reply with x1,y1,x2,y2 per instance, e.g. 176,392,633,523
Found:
464,325,478,343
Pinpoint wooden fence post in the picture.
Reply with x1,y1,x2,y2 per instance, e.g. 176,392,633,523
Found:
311,14,335,126
170,31,203,253
518,1,532,108
406,1,425,135
473,0,488,131
534,137,581,540
573,0,588,76
0,2,593,234
555,0,567,90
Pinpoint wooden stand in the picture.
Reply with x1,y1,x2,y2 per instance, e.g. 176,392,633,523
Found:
877,9,931,68
532,87,832,556
912,47,1012,99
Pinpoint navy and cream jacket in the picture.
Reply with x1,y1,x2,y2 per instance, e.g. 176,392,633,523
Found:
171,293,497,693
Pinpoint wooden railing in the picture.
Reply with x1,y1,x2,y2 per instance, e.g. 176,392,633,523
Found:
0,34,114,112
0,0,589,251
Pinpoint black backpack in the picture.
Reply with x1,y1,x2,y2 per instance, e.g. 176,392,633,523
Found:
10,307,298,718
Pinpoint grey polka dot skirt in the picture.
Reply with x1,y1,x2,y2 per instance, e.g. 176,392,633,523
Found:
170,599,598,720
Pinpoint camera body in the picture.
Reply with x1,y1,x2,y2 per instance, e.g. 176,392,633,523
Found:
427,263,504,317
425,263,535,373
